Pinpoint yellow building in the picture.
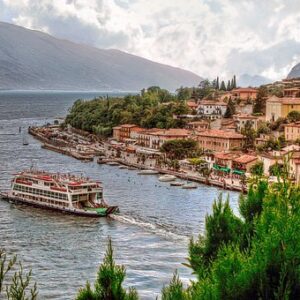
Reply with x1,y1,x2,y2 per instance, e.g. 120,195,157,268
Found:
266,96,300,122
285,122,300,142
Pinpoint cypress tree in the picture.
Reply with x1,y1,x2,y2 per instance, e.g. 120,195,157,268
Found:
233,75,237,88
226,80,231,91
224,98,235,118
220,80,226,91
216,77,219,90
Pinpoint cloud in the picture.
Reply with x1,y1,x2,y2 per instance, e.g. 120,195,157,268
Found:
1,0,300,81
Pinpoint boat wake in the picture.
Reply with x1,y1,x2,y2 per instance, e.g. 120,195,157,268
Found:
110,213,189,242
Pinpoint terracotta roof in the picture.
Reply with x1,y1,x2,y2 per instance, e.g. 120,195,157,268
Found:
187,100,198,108
284,122,300,128
138,128,162,135
232,88,257,93
120,124,139,128
266,96,282,103
214,152,239,160
284,88,300,91
267,96,300,105
199,100,227,106
187,121,209,125
221,119,235,125
233,154,257,164
197,129,244,139
233,113,258,120
154,128,191,137
282,98,300,105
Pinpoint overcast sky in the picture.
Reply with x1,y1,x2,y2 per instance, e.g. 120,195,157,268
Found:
1,0,300,81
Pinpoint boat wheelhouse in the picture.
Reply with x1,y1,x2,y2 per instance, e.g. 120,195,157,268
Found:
0,170,118,217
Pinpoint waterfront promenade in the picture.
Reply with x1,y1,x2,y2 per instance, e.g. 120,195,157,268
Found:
102,145,246,192
28,125,246,192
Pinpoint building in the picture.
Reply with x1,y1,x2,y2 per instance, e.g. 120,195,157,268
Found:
186,120,209,131
197,129,244,152
285,122,300,142
197,100,227,120
136,128,192,150
232,154,257,174
233,113,260,132
283,87,300,98
290,150,300,183
112,124,142,142
258,151,284,176
231,88,258,100
266,96,300,122
258,145,300,177
112,126,121,141
213,152,239,171
220,119,237,132
186,100,198,112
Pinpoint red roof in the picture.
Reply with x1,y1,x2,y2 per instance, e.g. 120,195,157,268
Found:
200,100,227,106
284,122,300,128
233,154,257,164
187,100,198,108
120,124,139,128
232,88,257,93
267,96,300,105
214,152,239,160
197,129,244,139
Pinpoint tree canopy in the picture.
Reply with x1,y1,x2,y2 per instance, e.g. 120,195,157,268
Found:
160,139,198,160
162,173,300,299
65,87,190,135
76,238,138,300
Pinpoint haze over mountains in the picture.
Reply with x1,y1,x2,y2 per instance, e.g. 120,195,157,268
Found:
287,63,300,79
0,22,202,91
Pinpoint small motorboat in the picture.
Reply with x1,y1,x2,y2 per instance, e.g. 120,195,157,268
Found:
106,161,119,166
158,174,176,182
119,165,127,169
170,181,184,186
138,170,159,175
22,134,29,146
182,182,197,189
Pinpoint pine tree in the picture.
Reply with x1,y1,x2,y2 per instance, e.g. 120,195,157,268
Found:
76,238,139,300
220,80,226,91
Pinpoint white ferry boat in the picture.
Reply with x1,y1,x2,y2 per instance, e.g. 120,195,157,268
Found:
0,170,118,217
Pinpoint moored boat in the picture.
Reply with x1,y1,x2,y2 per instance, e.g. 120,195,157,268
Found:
170,181,184,186
158,174,176,182
137,169,159,175
0,170,118,217
106,161,120,166
182,182,197,189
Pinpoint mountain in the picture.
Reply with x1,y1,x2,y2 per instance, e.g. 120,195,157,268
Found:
287,63,300,79
0,22,202,91
237,74,271,87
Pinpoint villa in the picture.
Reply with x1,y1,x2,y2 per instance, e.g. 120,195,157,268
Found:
197,129,244,152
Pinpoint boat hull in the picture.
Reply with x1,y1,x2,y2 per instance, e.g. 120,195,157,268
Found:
0,193,117,218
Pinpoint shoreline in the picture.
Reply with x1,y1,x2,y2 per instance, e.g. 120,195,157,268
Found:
28,126,246,193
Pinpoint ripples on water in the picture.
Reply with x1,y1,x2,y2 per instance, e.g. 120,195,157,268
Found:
0,91,240,299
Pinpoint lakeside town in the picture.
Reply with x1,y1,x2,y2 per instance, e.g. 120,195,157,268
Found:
27,76,300,192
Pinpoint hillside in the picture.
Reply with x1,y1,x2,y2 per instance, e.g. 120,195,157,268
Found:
0,22,202,91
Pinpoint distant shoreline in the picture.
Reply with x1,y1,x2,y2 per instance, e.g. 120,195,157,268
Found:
0,89,139,94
